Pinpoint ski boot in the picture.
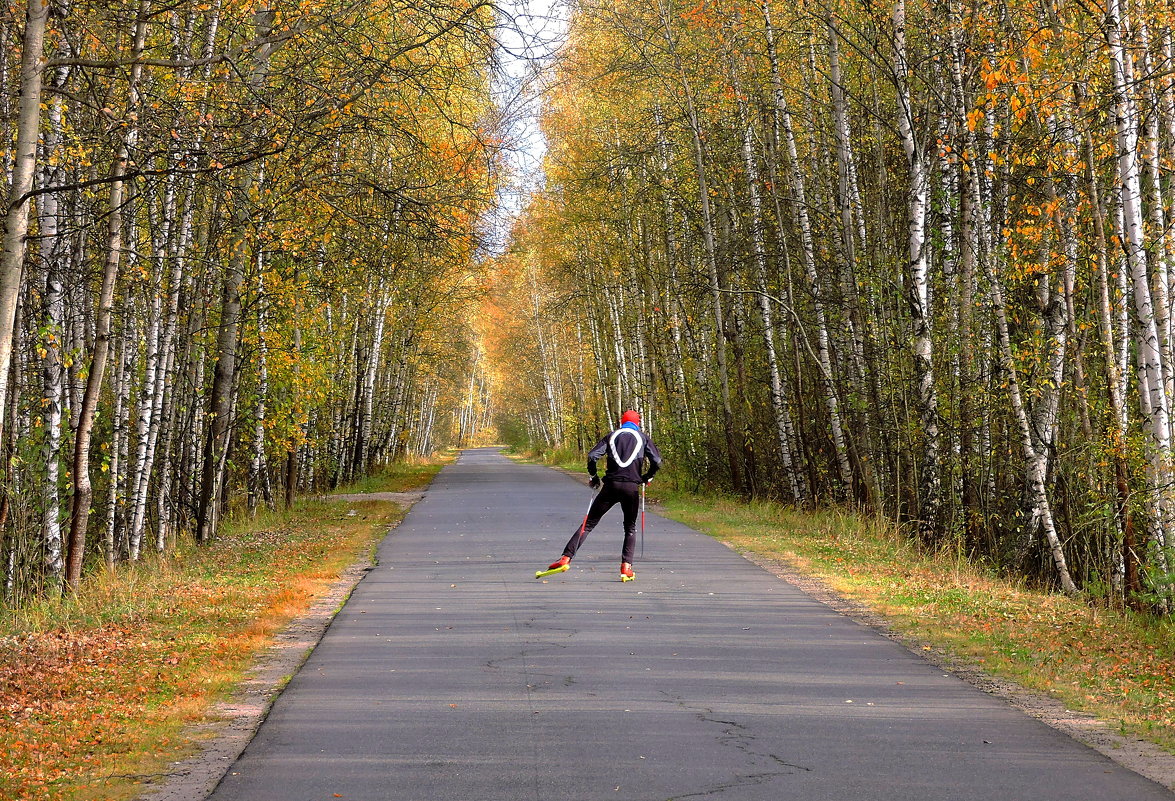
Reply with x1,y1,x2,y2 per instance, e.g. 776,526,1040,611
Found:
536,556,571,579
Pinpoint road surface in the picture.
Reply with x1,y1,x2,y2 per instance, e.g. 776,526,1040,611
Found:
207,448,1173,800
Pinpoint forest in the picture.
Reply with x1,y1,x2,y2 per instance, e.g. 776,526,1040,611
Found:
0,0,498,602
486,0,1175,612
6,0,1175,616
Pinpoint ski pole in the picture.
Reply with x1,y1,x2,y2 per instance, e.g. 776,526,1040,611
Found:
640,481,646,559
576,484,598,548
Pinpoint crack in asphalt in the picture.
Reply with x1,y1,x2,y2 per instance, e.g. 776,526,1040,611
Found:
481,618,577,674
667,772,796,800
660,690,811,799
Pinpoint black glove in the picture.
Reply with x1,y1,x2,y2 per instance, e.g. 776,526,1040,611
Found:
589,475,601,490
640,474,653,485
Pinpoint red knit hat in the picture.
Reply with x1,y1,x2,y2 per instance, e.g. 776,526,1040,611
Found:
621,410,641,426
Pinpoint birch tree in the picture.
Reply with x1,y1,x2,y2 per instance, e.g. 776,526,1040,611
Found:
0,0,50,453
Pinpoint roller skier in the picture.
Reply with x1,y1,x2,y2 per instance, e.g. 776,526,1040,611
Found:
539,410,663,581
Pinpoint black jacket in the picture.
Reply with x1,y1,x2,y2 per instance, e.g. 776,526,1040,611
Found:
587,423,663,484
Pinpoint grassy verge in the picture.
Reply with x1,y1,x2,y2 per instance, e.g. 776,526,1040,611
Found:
658,491,1175,753
0,457,445,801
505,445,583,474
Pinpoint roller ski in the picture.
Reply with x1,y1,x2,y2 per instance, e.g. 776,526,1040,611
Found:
536,556,571,579
620,562,635,582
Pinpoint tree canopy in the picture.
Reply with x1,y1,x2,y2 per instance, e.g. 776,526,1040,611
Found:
1,0,499,599
487,0,1175,611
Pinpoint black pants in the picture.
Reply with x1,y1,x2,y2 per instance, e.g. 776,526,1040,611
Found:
562,481,640,564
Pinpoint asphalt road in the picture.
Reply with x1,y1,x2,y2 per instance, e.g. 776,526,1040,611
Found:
207,448,1173,801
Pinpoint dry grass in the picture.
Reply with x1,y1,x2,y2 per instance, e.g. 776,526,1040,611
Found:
0,459,442,801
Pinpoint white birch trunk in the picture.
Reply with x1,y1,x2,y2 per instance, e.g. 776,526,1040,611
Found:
655,111,696,453
1089,132,1143,602
462,348,480,445
894,0,942,539
0,0,49,452
828,24,882,509
766,0,853,493
1108,0,1172,586
946,1,985,542
1138,13,1175,443
37,42,72,591
986,253,1078,593
529,265,563,444
197,7,276,541
1161,27,1175,405
104,320,135,566
249,324,270,513
1113,194,1132,424
68,1,150,587
150,183,194,551
358,291,388,470
39,259,66,589
736,93,804,503
127,195,169,560
657,0,743,491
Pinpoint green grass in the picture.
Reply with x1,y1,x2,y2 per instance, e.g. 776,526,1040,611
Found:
330,450,453,494
0,458,444,801
505,444,584,474
655,489,1175,753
